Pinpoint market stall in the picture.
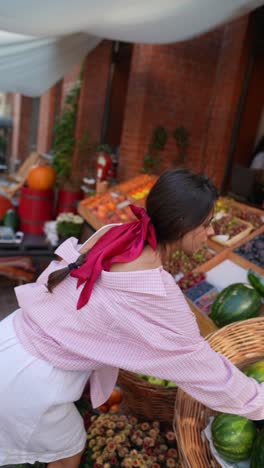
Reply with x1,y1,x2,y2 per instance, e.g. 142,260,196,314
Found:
78,177,263,340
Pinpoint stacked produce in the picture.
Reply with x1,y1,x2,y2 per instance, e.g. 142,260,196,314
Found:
85,412,180,467
164,246,214,275
234,233,264,269
79,175,157,225
98,388,123,414
212,214,250,237
215,198,263,230
211,359,264,466
177,271,205,291
136,373,176,388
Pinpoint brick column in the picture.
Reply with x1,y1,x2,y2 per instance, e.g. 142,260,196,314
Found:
72,40,112,180
118,44,155,180
202,17,250,187
37,81,62,154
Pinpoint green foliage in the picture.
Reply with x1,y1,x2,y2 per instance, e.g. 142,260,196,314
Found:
143,126,167,173
97,143,113,154
173,126,190,163
52,81,81,184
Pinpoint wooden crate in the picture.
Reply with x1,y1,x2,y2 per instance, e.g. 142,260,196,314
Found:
78,201,105,230
230,223,264,252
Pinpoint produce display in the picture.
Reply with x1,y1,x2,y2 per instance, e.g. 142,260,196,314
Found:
234,233,264,269
215,197,263,230
85,412,180,467
79,175,157,225
136,373,177,388
247,269,264,297
177,271,206,292
210,283,262,327
212,214,250,237
98,387,123,414
211,414,256,462
164,246,214,275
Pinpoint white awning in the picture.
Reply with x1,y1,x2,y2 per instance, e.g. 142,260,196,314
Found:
0,0,262,96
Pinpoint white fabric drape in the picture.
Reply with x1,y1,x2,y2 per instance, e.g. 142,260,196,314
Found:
0,32,100,96
0,0,262,96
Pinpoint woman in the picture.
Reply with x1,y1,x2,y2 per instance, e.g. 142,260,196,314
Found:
0,168,263,468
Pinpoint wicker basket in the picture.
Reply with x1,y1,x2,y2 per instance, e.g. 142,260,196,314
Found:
174,317,264,468
117,369,177,422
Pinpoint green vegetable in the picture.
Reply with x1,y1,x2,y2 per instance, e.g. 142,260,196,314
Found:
212,414,256,462
248,269,264,297
250,428,264,467
210,283,262,327
3,209,19,231
244,359,264,383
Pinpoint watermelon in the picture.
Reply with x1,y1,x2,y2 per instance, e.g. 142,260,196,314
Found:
212,414,256,462
250,428,264,468
210,283,262,327
243,360,264,430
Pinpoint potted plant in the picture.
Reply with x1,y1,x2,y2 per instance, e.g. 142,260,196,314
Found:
52,81,83,214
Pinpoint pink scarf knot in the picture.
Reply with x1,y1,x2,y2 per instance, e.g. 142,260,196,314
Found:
71,204,157,309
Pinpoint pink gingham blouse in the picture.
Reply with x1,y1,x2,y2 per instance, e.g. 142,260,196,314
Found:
14,236,264,418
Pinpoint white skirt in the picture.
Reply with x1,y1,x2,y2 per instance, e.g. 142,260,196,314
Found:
0,312,91,464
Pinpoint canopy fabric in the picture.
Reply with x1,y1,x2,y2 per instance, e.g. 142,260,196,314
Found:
0,32,100,96
0,0,262,96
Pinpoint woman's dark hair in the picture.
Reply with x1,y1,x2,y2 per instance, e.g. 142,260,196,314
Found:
47,253,86,293
146,168,218,245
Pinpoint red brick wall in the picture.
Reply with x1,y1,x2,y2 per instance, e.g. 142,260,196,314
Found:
119,17,250,188
37,81,62,154
72,40,112,180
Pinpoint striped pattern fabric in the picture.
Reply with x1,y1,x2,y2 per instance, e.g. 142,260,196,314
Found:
13,237,264,417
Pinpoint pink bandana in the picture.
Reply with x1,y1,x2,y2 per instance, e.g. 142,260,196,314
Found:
71,204,157,309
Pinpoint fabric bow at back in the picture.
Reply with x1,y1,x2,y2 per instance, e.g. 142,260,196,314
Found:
71,204,157,309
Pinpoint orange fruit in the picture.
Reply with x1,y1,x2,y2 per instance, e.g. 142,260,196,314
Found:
98,404,109,413
109,404,120,412
107,388,123,406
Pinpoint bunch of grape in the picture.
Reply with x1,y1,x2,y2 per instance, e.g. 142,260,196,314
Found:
164,247,214,275
234,233,264,268
177,271,206,291
212,215,247,237
230,208,263,230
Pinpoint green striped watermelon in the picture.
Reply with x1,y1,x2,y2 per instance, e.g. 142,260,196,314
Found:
212,414,256,462
243,360,264,430
250,429,264,468
210,283,261,327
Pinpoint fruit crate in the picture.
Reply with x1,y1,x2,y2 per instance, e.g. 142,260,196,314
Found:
193,248,264,318
215,197,264,231
210,214,253,248
78,174,158,229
